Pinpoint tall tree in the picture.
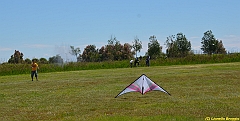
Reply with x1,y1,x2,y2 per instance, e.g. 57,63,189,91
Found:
122,43,134,60
132,36,142,58
175,33,191,57
166,35,178,57
108,35,119,45
216,40,227,54
104,44,115,61
166,33,191,57
106,35,119,61
99,43,133,61
147,35,162,59
8,50,24,63
98,46,108,61
201,30,218,55
69,46,81,61
82,45,99,62
39,58,48,64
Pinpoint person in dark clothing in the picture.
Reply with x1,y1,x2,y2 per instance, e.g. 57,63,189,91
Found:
146,56,150,67
134,57,139,67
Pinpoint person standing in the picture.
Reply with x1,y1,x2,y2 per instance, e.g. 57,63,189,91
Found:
134,57,139,67
146,56,150,67
130,59,133,68
31,59,39,81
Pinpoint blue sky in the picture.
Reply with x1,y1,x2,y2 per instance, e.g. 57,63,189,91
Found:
1,0,240,62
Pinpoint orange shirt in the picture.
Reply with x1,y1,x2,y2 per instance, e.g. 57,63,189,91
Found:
31,63,38,71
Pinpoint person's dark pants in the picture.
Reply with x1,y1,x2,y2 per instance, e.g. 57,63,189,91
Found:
31,71,38,80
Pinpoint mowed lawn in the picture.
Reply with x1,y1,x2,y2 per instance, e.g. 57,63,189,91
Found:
0,62,239,121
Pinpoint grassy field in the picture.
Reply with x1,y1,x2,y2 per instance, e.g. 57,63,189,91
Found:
0,62,239,121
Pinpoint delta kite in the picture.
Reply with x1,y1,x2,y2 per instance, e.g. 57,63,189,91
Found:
115,74,171,98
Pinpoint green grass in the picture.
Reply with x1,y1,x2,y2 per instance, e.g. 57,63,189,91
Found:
0,62,239,121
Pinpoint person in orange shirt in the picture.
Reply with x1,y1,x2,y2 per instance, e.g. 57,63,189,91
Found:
31,59,39,81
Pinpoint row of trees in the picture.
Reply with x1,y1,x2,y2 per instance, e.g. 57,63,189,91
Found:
7,30,227,63
165,30,226,58
8,50,64,64
82,36,135,62
69,36,135,62
72,30,226,62
70,35,163,62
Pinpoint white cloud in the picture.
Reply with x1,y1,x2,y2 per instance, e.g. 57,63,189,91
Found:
0,47,12,51
223,34,239,39
219,35,240,52
23,44,53,48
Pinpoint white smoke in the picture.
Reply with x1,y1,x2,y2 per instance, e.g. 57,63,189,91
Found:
54,44,76,63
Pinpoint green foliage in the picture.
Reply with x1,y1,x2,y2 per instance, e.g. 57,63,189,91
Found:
32,58,39,63
82,45,98,62
69,45,81,61
175,33,191,56
39,58,48,64
216,40,227,54
24,58,32,64
201,30,226,55
80,36,134,62
147,35,162,59
166,33,191,57
132,36,142,58
0,64,30,76
49,55,63,64
107,36,134,61
151,54,240,66
108,35,119,45
1,53,240,76
8,50,24,64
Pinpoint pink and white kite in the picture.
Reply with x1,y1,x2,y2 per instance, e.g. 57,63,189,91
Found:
115,74,171,98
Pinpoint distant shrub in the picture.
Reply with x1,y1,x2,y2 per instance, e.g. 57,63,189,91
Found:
0,53,239,76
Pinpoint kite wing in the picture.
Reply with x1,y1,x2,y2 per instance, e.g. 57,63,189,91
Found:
115,74,171,98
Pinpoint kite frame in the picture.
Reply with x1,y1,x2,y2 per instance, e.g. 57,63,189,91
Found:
115,74,171,98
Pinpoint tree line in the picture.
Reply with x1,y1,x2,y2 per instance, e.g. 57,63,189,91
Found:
6,30,227,64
